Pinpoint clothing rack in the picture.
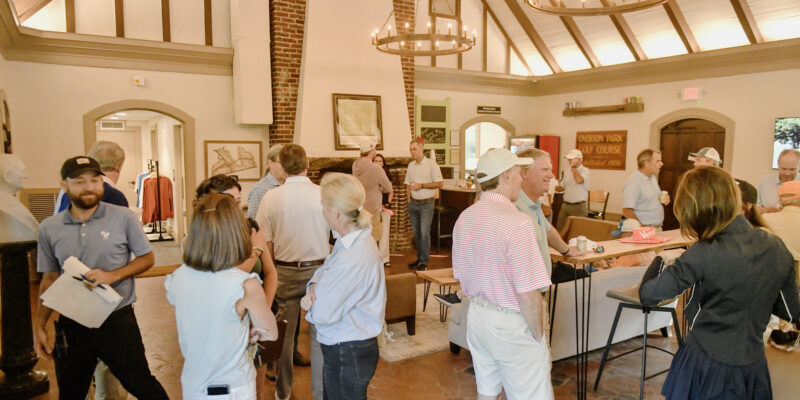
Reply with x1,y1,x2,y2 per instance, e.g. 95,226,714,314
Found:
146,159,171,242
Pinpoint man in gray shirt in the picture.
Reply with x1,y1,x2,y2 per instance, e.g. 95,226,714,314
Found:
33,156,167,399
556,149,590,228
622,149,669,227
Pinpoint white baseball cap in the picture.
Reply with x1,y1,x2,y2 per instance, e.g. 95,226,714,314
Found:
564,149,583,160
359,140,377,153
476,149,533,183
688,147,722,164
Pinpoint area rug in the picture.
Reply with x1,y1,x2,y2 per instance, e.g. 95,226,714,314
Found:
379,283,457,362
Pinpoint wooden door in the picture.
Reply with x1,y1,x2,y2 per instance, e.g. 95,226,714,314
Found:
659,119,725,230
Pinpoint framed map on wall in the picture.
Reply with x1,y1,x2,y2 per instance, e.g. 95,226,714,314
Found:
204,140,262,181
332,93,383,150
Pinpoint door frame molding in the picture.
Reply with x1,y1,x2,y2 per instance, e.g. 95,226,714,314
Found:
650,108,735,172
83,100,196,235
458,115,516,173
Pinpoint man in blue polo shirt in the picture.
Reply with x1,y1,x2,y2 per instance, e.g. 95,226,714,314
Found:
33,156,168,399
622,149,669,227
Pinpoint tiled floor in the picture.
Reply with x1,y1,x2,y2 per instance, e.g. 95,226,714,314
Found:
18,251,800,399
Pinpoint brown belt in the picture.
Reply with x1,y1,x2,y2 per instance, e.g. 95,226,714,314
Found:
411,197,434,203
275,259,326,268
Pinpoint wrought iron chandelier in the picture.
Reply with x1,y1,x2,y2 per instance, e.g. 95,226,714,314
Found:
371,4,476,57
526,0,668,16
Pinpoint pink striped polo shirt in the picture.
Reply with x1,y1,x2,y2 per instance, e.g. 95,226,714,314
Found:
452,192,551,312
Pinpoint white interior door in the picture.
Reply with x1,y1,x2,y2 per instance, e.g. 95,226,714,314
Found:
97,130,141,207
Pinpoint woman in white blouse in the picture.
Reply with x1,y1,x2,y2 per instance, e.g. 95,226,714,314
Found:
301,173,387,400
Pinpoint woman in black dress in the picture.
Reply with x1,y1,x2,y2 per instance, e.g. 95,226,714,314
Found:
639,166,800,399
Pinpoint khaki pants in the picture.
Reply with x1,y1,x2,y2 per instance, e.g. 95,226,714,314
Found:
557,201,588,229
370,212,382,242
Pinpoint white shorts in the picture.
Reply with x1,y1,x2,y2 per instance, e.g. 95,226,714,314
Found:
183,381,256,400
466,297,554,400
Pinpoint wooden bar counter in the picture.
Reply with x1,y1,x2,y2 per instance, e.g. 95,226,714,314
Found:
433,186,477,251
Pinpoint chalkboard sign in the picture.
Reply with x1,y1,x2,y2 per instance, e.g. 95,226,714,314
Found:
575,130,627,170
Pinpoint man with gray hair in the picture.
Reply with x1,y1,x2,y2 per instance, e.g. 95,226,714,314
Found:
688,147,722,168
55,140,128,213
757,148,800,214
247,144,286,219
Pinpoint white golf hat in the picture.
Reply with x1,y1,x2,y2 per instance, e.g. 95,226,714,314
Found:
476,148,533,183
688,147,722,164
359,140,377,153
564,149,583,160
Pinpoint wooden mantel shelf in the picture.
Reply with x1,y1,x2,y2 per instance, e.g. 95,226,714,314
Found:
563,103,644,117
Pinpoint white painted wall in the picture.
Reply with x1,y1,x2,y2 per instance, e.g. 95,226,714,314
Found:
21,0,66,32
0,60,266,203
533,69,800,213
170,0,205,45
415,88,536,135
295,0,411,158
124,0,163,42
74,0,116,37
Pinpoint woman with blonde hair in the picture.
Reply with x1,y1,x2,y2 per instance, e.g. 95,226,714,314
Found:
166,194,278,400
300,173,386,400
639,166,800,399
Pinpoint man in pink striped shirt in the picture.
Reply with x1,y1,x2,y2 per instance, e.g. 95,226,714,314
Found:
453,149,554,400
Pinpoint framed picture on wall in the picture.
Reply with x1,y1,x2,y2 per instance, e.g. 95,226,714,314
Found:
204,140,262,181
332,93,383,151
421,127,447,144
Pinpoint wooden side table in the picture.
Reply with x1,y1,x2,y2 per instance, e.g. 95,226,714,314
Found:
416,268,459,322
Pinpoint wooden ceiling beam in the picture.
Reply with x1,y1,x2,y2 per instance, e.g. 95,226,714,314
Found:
547,0,599,68
600,0,646,61
65,0,74,33
114,0,124,38
663,0,698,53
730,0,763,44
204,0,212,46
161,0,171,42
15,0,51,23
484,0,533,75
503,0,561,73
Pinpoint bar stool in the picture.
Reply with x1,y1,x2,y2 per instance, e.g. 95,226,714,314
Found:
433,204,456,254
593,284,683,400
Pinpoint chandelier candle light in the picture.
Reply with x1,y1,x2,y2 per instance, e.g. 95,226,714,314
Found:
527,0,667,16
371,9,476,56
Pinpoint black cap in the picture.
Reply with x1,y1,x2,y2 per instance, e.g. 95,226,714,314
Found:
735,178,757,204
61,156,104,180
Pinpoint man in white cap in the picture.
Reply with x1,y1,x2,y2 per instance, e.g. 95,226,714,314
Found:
452,148,553,400
555,149,590,228
688,147,722,168
352,140,393,242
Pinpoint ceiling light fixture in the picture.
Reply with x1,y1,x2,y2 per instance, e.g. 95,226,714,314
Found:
372,1,475,57
526,0,667,16
109,116,120,120
116,112,127,116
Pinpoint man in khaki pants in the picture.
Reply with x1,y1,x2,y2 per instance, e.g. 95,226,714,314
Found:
352,140,393,243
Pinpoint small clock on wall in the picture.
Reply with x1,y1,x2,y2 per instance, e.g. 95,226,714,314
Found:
430,0,460,18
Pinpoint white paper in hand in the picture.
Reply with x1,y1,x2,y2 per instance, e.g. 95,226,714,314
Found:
41,256,123,328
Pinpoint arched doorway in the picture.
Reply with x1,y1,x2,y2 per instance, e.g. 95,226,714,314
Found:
83,100,196,249
458,116,515,174
658,118,726,230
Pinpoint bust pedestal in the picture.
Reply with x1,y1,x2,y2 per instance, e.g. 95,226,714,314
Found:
0,241,49,399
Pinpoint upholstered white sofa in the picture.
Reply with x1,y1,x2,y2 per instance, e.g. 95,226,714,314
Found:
447,266,677,361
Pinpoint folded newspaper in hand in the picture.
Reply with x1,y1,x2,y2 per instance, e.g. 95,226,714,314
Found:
41,256,123,328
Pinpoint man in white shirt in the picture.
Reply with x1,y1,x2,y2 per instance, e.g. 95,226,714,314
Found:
256,144,329,400
404,138,443,270
555,149,590,228
757,149,799,214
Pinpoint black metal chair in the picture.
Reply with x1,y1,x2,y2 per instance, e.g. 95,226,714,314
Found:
432,204,457,254
594,285,683,400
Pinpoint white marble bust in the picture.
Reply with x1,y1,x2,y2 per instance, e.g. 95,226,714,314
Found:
0,154,38,243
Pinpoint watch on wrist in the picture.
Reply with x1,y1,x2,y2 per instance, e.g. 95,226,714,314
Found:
560,247,570,256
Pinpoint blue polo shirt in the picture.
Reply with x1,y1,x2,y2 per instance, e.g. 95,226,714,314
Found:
514,190,552,278
622,170,664,226
37,202,152,311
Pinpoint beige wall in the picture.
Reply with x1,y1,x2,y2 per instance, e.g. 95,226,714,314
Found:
532,68,800,213
415,88,536,135
294,0,411,157
1,59,266,198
